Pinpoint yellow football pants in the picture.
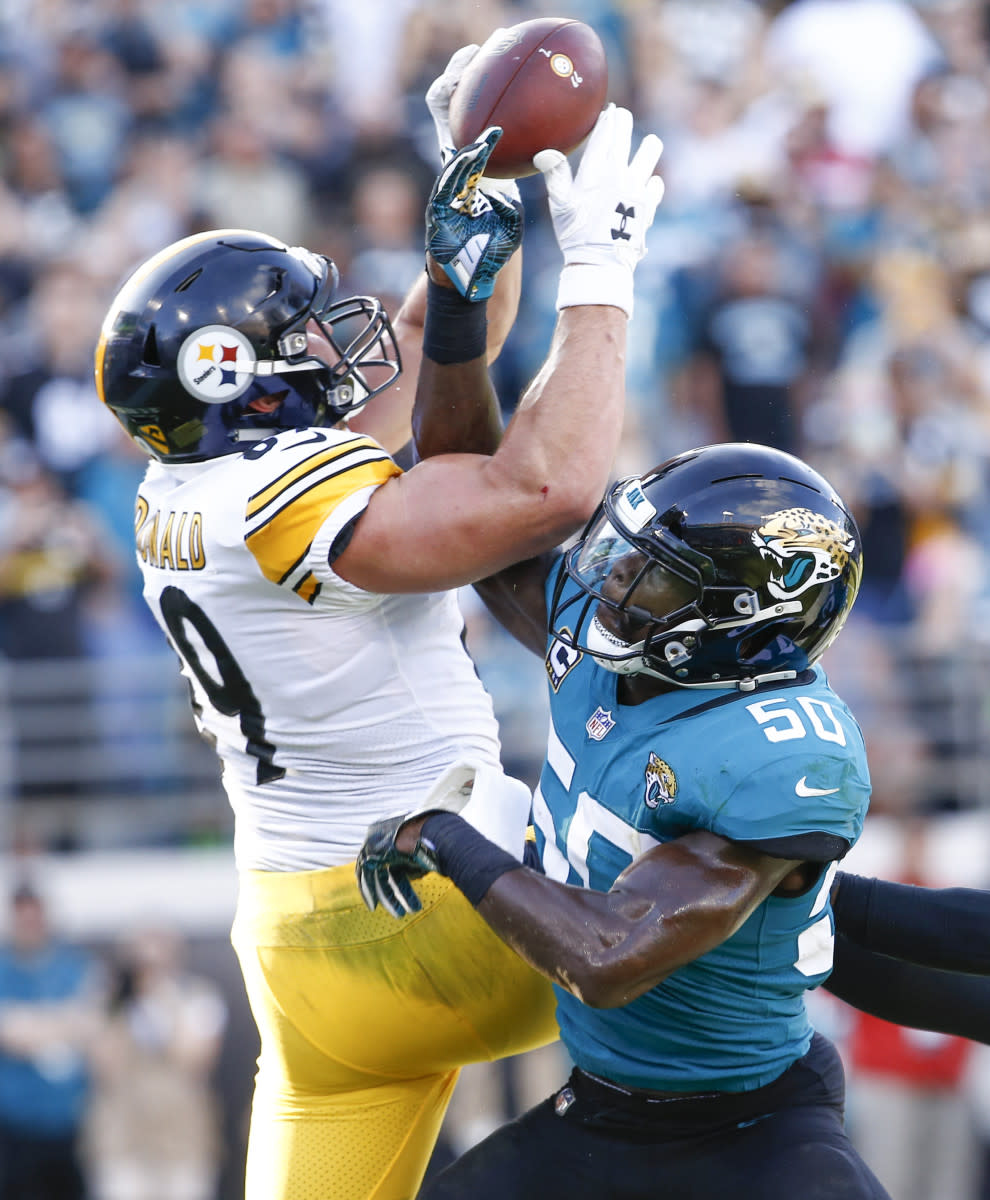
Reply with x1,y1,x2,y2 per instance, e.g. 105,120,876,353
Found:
231,863,559,1200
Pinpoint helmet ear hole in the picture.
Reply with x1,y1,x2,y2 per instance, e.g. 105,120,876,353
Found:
142,327,160,366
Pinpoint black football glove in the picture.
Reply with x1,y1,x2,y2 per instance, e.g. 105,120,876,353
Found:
356,814,442,918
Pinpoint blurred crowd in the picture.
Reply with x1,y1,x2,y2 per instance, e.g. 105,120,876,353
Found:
1,0,990,813
4,0,990,1195
0,880,228,1200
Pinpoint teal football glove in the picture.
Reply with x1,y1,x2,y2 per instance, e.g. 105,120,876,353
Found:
356,814,441,919
426,127,522,302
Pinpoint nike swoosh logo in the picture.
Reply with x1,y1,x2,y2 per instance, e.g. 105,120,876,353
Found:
795,776,840,797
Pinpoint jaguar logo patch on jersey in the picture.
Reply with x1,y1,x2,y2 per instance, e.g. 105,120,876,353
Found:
177,325,255,403
586,706,615,740
753,508,856,601
546,632,581,692
644,751,677,808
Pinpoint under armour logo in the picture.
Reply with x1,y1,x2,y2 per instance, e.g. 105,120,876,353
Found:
611,203,635,240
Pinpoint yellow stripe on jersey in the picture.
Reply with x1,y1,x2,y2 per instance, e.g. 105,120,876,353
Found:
294,572,321,604
246,438,385,520
246,457,400,585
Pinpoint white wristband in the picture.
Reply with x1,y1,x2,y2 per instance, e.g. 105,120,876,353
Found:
555,262,634,319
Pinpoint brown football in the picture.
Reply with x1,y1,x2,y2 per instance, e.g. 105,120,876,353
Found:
448,18,608,179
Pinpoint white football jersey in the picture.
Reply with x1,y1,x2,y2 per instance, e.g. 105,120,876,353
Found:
136,425,503,871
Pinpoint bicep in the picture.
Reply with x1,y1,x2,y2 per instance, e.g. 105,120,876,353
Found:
332,456,573,594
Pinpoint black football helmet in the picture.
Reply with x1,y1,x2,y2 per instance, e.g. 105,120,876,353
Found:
95,229,401,462
549,443,863,690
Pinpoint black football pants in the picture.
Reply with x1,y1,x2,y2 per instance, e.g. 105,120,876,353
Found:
420,1034,890,1199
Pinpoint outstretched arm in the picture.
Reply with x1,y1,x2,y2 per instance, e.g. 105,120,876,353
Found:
831,870,990,974
349,43,522,456
350,253,521,457
826,933,990,1043
359,812,798,1009
411,106,666,647
336,107,664,595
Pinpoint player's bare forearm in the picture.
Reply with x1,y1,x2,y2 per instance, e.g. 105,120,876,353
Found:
413,354,503,461
475,831,796,1008
491,304,626,512
413,255,504,462
484,244,522,361
352,248,520,456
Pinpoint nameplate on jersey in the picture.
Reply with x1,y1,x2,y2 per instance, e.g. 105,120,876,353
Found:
135,496,207,571
546,632,581,692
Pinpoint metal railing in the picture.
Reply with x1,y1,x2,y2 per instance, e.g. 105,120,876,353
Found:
0,653,230,852
1,629,989,852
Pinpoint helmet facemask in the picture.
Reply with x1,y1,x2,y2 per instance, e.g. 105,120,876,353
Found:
236,256,401,434
558,505,707,679
307,291,401,422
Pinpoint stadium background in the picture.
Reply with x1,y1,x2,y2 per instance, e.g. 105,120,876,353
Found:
1,0,990,1196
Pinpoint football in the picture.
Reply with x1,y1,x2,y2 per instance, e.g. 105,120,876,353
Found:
448,18,609,179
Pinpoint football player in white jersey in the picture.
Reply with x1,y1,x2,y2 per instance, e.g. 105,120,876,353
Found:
93,40,665,1200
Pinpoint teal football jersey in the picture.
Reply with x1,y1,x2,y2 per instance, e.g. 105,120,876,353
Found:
536,560,871,1093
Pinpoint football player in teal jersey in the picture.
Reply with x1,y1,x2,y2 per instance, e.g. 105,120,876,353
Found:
361,442,892,1198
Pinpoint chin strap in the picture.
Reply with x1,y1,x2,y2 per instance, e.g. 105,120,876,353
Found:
587,606,805,691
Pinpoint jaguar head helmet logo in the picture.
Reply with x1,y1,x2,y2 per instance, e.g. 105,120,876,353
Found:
753,508,856,602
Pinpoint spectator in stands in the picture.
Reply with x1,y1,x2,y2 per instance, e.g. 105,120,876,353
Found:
83,924,228,1200
0,880,103,1200
678,230,819,453
38,29,132,216
0,438,120,663
0,259,121,491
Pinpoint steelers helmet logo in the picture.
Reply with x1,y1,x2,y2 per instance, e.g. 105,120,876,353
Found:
177,325,255,403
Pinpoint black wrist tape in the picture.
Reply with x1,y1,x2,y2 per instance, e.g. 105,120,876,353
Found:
423,279,488,364
420,811,522,906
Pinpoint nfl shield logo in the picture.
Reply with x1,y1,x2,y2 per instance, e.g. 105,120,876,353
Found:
586,706,615,740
